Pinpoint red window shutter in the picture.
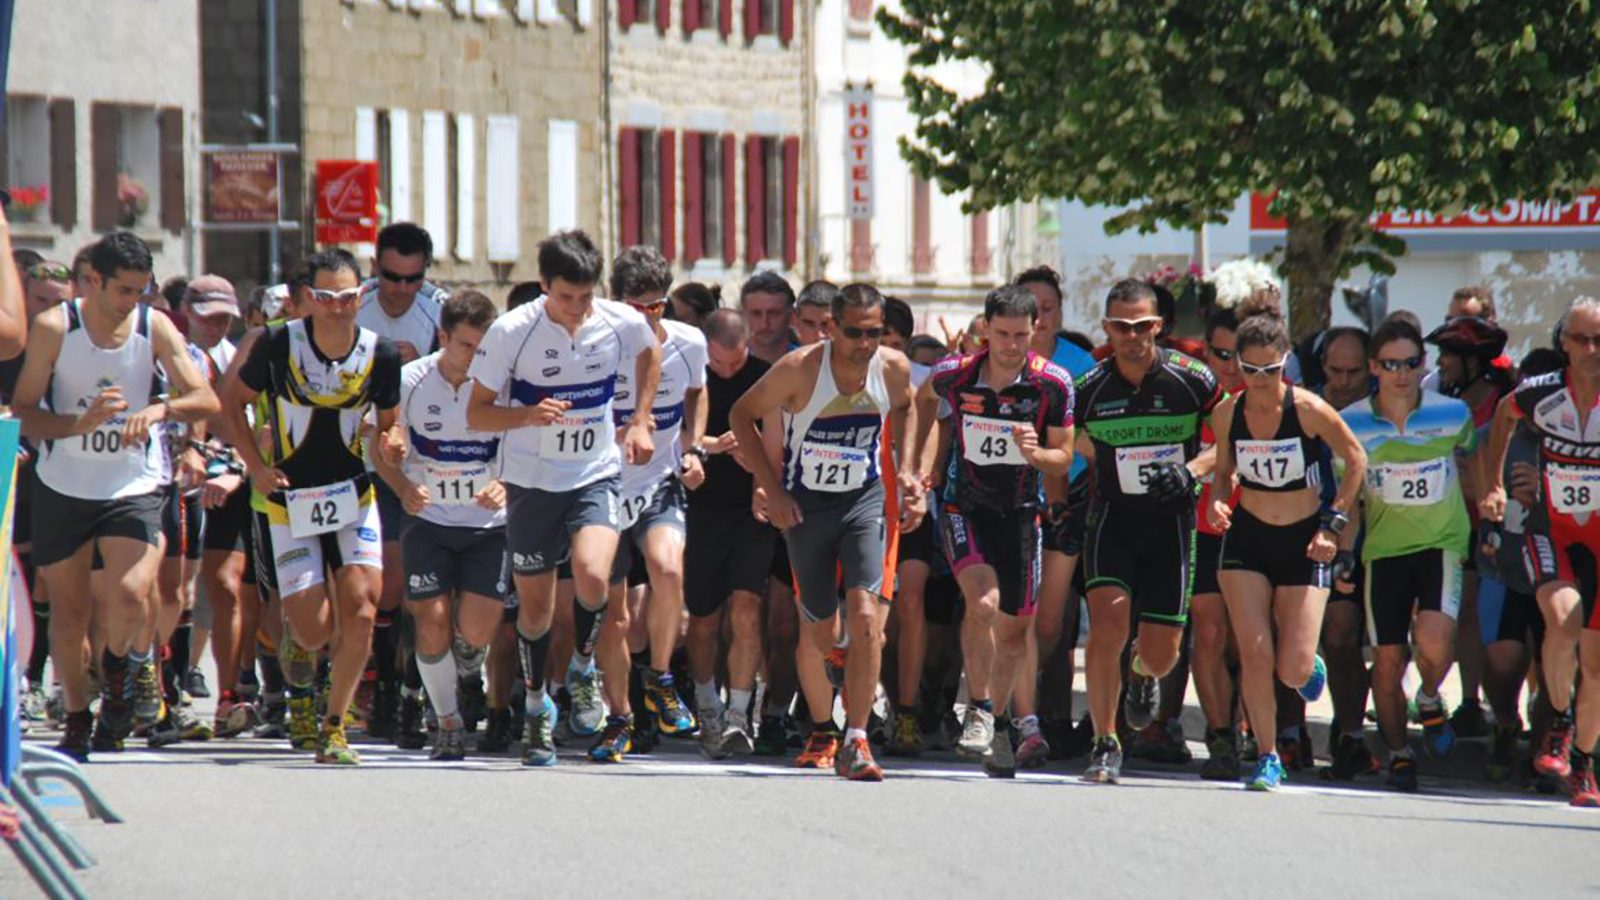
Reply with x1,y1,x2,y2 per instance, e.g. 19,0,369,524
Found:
90,103,120,232
656,0,671,33
721,134,737,265
970,211,992,276
911,177,933,275
779,0,794,45
849,218,872,273
619,128,641,248
49,100,78,230
682,0,700,34
619,0,636,29
683,132,703,263
743,0,758,41
718,0,732,38
658,129,677,260
159,107,185,234
745,137,765,263
782,136,798,267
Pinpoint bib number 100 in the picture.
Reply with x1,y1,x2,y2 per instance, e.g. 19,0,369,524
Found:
81,430,123,455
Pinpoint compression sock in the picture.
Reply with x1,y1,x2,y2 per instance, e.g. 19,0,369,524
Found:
517,626,551,713
417,650,460,724
571,599,605,670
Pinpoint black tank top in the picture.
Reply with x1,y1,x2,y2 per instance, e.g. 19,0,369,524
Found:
1229,385,1324,493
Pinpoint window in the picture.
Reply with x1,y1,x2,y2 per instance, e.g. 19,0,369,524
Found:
685,0,716,31
639,131,660,249
375,110,392,220
117,106,163,226
619,127,673,256
762,137,783,261
757,0,777,32
700,135,723,260
91,102,181,233
5,97,51,202
743,0,790,44
744,134,795,266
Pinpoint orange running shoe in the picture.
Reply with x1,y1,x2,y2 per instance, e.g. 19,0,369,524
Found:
838,736,884,782
795,729,839,769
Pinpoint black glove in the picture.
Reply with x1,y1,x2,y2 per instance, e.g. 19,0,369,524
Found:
1331,549,1357,583
1147,461,1197,508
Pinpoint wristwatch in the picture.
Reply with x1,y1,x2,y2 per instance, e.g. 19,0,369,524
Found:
684,446,708,462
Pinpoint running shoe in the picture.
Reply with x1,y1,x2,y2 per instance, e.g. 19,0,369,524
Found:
287,694,319,752
255,695,288,740
478,708,514,754
753,715,790,757
218,695,261,738
431,722,469,762
521,694,559,767
698,708,729,760
146,706,182,748
395,692,428,750
1047,715,1094,761
1200,728,1239,781
1321,732,1378,781
643,676,696,735
1535,717,1575,779
184,666,211,699
1485,723,1517,783
565,663,605,737
589,715,633,764
1278,730,1305,771
886,710,924,758
367,678,396,739
1238,730,1260,763
21,684,48,723
93,704,130,752
795,729,840,769
1417,698,1456,759
1124,663,1159,732
1131,720,1192,764
1246,752,1285,791
173,703,213,742
1083,735,1123,784
1386,756,1419,793
458,674,487,733
1296,654,1327,703
132,658,165,732
983,723,1017,779
1448,697,1491,739
837,736,884,781
1016,732,1050,769
956,706,996,759
722,710,756,756
57,710,93,763
316,721,362,765
1568,761,1600,808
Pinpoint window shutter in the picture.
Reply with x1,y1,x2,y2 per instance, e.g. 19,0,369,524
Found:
718,0,732,38
158,107,185,234
91,103,120,232
547,120,579,232
618,0,636,28
655,0,670,33
658,130,677,260
779,0,794,45
49,100,77,229
721,134,737,265
782,136,798,267
682,132,703,263
970,211,991,276
576,0,592,27
484,115,520,262
682,0,700,35
745,137,765,263
388,108,413,222
422,111,449,247
743,0,758,41
619,127,640,248
454,113,476,260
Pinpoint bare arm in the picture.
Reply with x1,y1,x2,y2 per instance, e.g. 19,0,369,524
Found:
729,358,802,500
912,376,941,483
0,215,29,360
1305,394,1366,516
1478,394,1522,521
150,313,220,423
681,385,708,454
1207,396,1237,506
466,380,541,433
10,306,83,440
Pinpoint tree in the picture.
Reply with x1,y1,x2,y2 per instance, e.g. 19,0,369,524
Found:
881,1,1600,339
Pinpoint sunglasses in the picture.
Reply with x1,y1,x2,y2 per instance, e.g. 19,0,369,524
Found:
310,288,362,305
1375,356,1424,372
1208,346,1236,362
841,326,884,340
1240,357,1286,377
1563,331,1600,351
28,263,72,282
1104,316,1162,336
628,299,668,314
379,269,425,284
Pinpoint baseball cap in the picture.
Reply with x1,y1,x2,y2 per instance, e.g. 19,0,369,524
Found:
184,274,240,318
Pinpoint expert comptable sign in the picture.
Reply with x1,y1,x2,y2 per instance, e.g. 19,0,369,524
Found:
844,85,873,220
1248,190,1600,253
315,160,380,245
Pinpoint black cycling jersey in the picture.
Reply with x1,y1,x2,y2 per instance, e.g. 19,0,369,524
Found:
1228,384,1325,493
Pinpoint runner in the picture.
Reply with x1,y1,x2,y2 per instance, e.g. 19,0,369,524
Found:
1480,295,1600,806
1340,317,1477,792
588,246,704,762
372,290,506,761
223,249,403,765
1205,309,1366,790
730,283,924,781
915,284,1075,778
465,229,660,768
1073,279,1222,784
11,232,219,760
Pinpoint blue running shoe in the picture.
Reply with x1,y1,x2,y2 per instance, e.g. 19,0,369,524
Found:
522,694,559,767
1417,697,1456,759
589,715,633,763
565,663,604,737
643,675,696,735
1247,752,1285,791
1297,654,1327,703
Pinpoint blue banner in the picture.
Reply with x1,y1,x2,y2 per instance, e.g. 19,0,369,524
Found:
0,0,12,116
0,419,22,786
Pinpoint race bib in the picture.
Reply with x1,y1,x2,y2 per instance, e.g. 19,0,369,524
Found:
424,461,490,507
1234,439,1306,489
285,479,360,539
617,483,660,531
1376,458,1447,506
539,409,608,462
1114,444,1183,495
962,415,1026,467
1548,464,1600,514
63,418,133,459
799,442,871,492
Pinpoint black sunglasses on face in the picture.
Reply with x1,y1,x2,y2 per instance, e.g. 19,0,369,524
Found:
1208,346,1236,362
841,326,884,340
1375,356,1424,372
380,269,425,284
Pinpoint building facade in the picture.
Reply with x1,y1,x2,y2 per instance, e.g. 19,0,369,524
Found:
603,0,809,289
6,0,202,280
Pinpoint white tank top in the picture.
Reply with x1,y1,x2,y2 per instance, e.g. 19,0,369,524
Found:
37,300,168,500
781,342,891,498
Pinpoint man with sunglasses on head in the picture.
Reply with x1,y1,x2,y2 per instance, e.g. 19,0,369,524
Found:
1480,295,1600,806
730,283,924,781
223,249,403,765
1338,316,1476,792
357,222,449,743
1073,278,1222,784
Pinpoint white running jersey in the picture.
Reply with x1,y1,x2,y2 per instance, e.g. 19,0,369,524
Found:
613,319,707,503
37,300,169,500
356,281,446,360
780,343,892,498
206,337,237,375
398,352,506,529
468,296,657,492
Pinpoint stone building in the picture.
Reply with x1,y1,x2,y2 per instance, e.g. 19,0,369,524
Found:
5,0,202,280
604,0,810,288
202,0,604,296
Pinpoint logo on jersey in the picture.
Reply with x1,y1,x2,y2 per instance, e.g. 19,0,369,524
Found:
513,551,544,570
277,547,311,567
424,422,443,433
358,527,379,542
408,573,440,592
545,349,560,360
428,405,442,415
959,392,985,414
542,366,561,378
586,362,605,372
